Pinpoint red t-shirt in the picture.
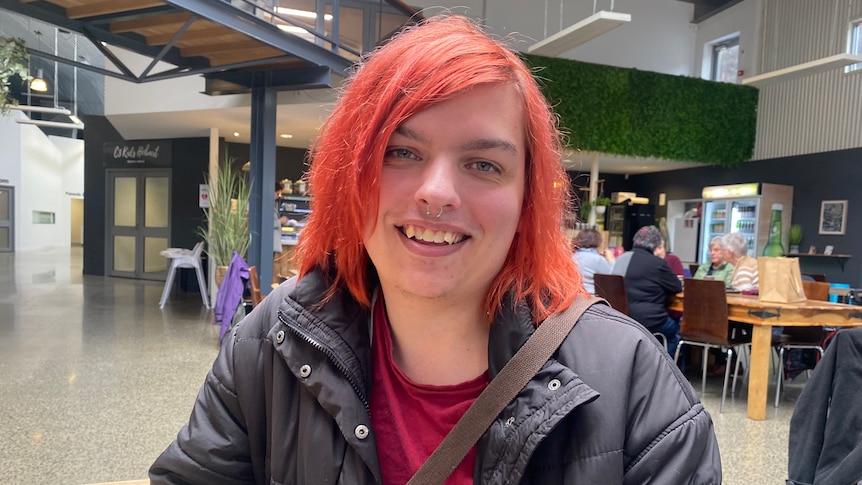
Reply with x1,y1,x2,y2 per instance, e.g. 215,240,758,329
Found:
370,295,488,484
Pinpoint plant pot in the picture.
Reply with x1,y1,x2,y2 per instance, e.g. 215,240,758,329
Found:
215,265,228,288
789,245,800,254
595,205,607,215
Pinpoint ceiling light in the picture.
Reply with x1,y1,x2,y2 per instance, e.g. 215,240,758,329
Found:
275,7,332,21
279,133,293,139
741,53,862,86
233,132,240,137
16,119,84,130
528,11,631,57
29,69,48,92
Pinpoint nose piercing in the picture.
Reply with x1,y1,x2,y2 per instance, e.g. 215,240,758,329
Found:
436,206,443,218
426,203,431,216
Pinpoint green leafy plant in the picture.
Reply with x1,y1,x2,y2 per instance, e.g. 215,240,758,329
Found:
789,224,803,246
522,54,758,167
1,37,31,114
594,196,612,206
197,159,252,267
579,200,593,220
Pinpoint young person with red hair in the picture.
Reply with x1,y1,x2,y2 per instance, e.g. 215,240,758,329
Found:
151,15,720,484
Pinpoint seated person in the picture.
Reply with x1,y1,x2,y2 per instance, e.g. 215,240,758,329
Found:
571,228,614,294
723,232,758,290
612,226,682,356
664,253,685,277
694,236,734,287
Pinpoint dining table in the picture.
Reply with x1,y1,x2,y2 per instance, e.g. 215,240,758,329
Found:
668,292,862,420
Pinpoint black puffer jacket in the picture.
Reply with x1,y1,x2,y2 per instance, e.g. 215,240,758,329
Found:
150,268,721,484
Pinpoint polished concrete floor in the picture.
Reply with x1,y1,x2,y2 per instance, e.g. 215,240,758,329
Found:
1,246,804,484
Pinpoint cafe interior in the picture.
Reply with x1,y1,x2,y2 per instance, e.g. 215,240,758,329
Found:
2,0,862,483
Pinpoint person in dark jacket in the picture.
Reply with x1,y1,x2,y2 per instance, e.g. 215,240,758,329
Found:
612,225,683,356
787,327,862,485
150,15,720,484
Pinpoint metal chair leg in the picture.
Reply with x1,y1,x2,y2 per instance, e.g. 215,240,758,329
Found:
720,347,733,413
774,347,785,407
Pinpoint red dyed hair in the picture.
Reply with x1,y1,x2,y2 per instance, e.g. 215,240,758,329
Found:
297,15,586,321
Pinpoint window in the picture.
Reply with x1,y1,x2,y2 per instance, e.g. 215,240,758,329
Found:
848,19,862,72
712,37,739,83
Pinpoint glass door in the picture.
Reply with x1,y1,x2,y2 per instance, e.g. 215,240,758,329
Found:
106,170,171,280
730,198,758,255
700,200,728,263
0,186,13,252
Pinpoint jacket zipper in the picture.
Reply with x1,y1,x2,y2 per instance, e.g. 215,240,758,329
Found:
278,312,370,411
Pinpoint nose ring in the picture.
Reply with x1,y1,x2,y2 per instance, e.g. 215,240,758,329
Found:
425,203,444,218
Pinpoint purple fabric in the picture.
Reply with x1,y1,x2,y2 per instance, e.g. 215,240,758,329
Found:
214,251,249,342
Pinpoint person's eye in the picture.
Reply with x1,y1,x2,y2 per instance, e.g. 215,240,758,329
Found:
384,148,419,160
467,160,500,173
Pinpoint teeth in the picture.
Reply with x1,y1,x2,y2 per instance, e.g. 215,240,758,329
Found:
404,225,464,245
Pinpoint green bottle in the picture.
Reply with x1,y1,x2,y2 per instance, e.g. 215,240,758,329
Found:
762,203,785,257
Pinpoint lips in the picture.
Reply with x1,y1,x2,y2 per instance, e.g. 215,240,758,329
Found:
401,224,466,245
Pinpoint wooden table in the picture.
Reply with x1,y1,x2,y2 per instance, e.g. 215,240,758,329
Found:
668,293,862,420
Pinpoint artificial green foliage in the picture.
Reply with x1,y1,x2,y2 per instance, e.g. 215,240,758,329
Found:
789,224,803,245
523,54,759,167
1,37,32,113
197,159,252,267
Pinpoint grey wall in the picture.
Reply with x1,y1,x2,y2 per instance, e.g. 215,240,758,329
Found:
627,147,862,286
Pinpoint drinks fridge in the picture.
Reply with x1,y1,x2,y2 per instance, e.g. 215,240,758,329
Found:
699,183,794,263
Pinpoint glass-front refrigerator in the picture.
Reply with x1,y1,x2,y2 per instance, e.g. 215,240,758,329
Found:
699,183,794,262
729,199,758,256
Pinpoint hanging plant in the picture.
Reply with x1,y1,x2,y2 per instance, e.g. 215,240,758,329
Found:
0,36,32,114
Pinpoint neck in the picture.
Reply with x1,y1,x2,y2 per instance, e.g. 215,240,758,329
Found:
379,287,490,386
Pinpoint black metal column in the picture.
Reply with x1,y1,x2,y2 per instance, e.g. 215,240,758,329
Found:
249,72,277,293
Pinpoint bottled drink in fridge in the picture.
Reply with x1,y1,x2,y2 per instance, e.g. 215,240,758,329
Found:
762,203,785,257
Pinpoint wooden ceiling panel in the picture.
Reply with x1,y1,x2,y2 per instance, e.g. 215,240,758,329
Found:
67,0,166,19
109,12,193,33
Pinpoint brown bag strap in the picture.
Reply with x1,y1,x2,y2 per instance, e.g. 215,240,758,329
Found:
406,296,603,485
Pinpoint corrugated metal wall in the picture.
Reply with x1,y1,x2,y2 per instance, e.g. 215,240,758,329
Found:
754,0,862,160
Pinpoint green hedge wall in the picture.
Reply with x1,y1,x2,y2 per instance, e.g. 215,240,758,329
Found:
523,54,759,168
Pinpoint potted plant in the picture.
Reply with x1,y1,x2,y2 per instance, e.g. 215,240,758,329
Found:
594,196,612,215
197,159,252,287
1,36,32,113
579,200,593,221
789,224,803,254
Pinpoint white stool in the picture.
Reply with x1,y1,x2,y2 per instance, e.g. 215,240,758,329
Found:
159,242,209,309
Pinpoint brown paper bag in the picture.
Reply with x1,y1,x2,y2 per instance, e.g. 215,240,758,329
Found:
757,257,807,303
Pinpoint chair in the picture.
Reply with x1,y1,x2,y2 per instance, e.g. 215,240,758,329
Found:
247,266,263,307
773,280,829,407
594,273,628,314
802,273,827,282
594,273,668,350
158,241,209,309
689,264,700,278
675,278,751,412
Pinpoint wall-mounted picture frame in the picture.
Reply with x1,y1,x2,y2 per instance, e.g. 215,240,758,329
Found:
819,200,848,235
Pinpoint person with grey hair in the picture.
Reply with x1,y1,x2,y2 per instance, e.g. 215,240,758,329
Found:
723,232,758,290
612,225,682,356
693,235,734,287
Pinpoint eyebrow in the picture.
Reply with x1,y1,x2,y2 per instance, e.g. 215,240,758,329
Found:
395,125,520,156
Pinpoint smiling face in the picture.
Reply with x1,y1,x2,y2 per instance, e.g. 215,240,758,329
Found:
362,84,526,305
